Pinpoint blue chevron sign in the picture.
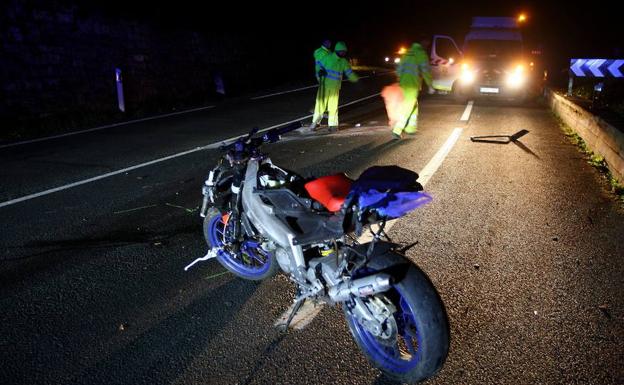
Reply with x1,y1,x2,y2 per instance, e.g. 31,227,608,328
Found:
570,59,624,78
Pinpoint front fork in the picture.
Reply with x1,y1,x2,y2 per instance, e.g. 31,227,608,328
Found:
227,163,246,243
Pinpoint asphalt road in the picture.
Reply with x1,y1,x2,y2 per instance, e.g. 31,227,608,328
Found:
1,76,622,385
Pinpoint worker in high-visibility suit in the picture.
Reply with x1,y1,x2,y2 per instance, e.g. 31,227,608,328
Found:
314,39,332,82
392,42,432,139
306,40,332,129
310,41,358,132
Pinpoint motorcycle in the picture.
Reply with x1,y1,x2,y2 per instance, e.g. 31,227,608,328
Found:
186,123,449,383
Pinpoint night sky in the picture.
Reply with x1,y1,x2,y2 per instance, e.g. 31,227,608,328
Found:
86,0,620,50
45,0,624,84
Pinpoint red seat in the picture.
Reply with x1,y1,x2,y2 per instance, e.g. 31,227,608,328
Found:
304,174,353,212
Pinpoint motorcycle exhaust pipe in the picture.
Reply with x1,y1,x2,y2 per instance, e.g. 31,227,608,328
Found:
328,274,393,302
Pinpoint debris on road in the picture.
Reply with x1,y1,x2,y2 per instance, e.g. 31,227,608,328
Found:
470,129,529,143
204,270,230,281
165,202,199,213
598,304,612,318
113,204,157,215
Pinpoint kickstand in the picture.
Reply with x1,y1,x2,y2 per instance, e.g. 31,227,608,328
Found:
277,298,305,332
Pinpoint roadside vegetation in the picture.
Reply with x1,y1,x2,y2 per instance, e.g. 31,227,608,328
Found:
571,79,624,122
555,115,624,205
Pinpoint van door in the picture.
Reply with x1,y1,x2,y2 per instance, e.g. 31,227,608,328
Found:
430,35,462,92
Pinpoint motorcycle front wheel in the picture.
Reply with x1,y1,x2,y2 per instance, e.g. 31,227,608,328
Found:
343,251,449,384
203,210,278,280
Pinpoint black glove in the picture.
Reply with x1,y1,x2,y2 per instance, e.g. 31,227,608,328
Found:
318,68,327,78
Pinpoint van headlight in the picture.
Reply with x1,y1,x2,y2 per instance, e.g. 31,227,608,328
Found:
460,63,475,84
506,64,526,88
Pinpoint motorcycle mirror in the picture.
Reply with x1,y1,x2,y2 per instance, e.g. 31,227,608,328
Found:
246,127,260,141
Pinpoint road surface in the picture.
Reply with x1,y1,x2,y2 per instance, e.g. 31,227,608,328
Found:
1,75,622,385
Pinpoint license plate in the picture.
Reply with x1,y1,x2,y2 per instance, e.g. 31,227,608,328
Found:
480,87,500,94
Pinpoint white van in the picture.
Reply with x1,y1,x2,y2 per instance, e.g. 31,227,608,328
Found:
430,17,542,102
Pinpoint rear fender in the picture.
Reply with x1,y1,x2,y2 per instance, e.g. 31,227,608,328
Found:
352,242,411,283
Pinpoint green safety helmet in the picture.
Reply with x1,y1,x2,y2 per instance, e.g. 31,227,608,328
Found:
335,41,348,52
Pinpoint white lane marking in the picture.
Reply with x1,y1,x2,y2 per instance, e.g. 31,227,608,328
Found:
0,93,381,209
357,127,463,244
339,92,380,108
460,100,474,121
0,106,215,149
277,127,464,327
417,127,463,186
250,71,392,100
251,85,319,100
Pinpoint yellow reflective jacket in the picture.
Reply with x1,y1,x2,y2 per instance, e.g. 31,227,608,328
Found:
397,43,432,90
314,46,331,79
320,53,359,90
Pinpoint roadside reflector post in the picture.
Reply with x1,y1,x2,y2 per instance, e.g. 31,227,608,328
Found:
567,75,574,96
592,82,604,110
115,68,125,112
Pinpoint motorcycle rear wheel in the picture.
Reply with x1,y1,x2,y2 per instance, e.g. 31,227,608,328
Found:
343,251,449,384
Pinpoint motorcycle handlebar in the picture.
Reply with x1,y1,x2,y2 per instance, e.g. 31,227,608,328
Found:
220,121,303,153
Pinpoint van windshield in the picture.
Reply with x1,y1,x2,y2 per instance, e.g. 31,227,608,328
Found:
464,39,522,60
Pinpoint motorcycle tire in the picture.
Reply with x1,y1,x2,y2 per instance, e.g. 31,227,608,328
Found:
203,209,278,281
343,250,449,384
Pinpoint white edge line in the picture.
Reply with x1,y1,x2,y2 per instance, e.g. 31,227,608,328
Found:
0,93,381,209
277,126,464,328
460,100,474,121
0,105,216,149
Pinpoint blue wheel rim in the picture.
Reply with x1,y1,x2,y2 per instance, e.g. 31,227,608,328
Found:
347,286,422,373
207,214,272,278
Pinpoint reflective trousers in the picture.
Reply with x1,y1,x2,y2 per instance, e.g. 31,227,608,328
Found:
312,81,340,127
392,87,420,135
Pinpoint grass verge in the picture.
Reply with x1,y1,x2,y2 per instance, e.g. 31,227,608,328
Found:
554,114,624,205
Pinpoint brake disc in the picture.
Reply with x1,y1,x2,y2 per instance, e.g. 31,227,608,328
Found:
357,295,398,345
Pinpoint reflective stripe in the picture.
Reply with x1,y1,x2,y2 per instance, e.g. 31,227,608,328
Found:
400,63,419,69
326,69,341,75
325,74,341,80
399,69,418,76
315,60,324,66
345,69,353,75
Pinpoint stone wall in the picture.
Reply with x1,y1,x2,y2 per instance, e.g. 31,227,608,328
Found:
547,90,624,182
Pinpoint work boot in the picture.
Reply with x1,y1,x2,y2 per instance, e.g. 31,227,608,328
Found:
299,123,315,133
329,126,338,133
392,132,402,140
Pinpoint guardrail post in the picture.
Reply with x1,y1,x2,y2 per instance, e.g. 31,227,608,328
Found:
115,68,125,112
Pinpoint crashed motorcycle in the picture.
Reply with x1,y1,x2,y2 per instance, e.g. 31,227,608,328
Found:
187,123,449,383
